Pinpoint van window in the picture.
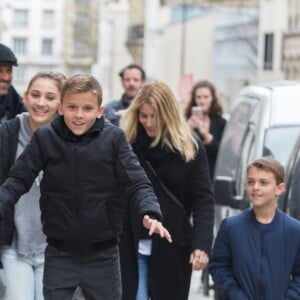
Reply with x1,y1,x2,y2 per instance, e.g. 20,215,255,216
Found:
214,98,258,178
263,126,300,166
285,148,300,220
236,123,256,196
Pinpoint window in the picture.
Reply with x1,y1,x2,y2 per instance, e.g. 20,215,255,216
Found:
215,98,258,176
14,66,26,86
236,124,255,197
76,0,89,4
264,126,300,167
75,12,88,29
283,139,300,220
128,24,144,40
13,38,27,55
42,39,53,56
74,41,88,57
13,9,28,27
263,33,274,70
43,10,54,29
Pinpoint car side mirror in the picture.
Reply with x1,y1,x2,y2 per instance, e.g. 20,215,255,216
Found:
214,176,249,210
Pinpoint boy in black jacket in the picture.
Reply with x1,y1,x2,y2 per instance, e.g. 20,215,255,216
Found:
0,74,171,300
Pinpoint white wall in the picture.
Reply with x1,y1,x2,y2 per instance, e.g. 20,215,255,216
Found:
258,0,287,82
95,0,133,104
154,9,217,103
144,6,259,111
213,8,259,110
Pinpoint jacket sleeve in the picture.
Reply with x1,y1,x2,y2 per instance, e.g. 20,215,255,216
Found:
285,244,300,298
114,130,162,220
104,101,121,126
209,220,249,300
0,133,43,218
189,141,214,254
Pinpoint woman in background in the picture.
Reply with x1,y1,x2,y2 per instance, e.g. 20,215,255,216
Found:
185,80,227,291
0,72,65,300
120,80,214,300
185,80,227,180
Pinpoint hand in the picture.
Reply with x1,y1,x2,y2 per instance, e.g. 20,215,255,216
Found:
143,215,172,243
189,249,209,271
187,116,199,130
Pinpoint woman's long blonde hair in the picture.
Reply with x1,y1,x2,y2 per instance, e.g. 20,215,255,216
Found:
120,80,198,162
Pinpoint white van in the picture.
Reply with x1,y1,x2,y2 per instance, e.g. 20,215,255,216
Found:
280,134,300,219
213,81,300,226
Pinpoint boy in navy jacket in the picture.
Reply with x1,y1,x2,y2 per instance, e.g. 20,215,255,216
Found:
209,157,300,300
0,74,171,300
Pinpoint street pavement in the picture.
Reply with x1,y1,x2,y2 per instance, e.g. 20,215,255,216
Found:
188,271,215,300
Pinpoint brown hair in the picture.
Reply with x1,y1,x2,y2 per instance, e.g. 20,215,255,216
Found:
118,63,146,81
26,71,66,95
61,74,102,106
185,80,223,119
247,156,285,184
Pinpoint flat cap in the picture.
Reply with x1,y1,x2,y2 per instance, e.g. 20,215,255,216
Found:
0,43,18,66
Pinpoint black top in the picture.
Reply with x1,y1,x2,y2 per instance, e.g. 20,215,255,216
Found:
195,114,227,179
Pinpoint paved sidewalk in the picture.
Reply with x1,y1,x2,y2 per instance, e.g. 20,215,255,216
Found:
188,271,214,300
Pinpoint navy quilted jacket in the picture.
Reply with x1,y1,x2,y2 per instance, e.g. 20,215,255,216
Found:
209,209,300,300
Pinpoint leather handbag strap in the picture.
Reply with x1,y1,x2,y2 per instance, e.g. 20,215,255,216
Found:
142,158,186,212
133,144,186,212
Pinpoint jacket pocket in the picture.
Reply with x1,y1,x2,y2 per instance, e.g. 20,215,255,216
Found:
106,196,125,235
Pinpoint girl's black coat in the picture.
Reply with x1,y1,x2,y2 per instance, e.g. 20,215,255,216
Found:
0,118,20,247
120,130,214,300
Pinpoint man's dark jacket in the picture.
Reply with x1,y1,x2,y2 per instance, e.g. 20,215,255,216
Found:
104,97,129,126
0,116,162,255
0,86,26,122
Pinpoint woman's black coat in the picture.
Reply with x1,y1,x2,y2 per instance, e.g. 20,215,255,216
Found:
119,129,214,300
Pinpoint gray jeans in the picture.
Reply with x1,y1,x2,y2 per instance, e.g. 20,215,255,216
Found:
43,244,121,300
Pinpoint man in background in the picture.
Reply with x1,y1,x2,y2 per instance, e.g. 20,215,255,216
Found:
104,63,146,126
0,43,26,122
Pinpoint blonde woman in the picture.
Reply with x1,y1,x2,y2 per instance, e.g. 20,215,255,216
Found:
120,80,214,300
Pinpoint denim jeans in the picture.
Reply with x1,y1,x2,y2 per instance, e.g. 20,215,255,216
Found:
136,253,150,300
0,247,44,300
43,244,121,300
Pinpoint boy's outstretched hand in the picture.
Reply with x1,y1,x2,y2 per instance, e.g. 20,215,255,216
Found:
143,215,172,243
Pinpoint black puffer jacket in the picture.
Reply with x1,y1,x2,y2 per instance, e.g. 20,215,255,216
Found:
0,118,20,247
0,116,162,255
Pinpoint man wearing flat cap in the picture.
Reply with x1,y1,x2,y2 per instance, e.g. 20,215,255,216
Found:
0,43,26,122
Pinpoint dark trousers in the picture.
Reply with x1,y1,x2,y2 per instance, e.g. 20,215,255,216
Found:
43,244,121,300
